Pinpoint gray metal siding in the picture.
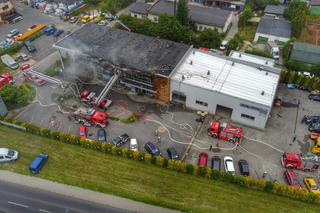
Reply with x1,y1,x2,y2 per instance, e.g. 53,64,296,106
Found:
171,80,270,129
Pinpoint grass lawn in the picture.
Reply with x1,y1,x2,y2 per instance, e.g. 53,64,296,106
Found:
0,126,319,213
238,25,257,43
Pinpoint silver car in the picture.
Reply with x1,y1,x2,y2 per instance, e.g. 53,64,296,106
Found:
0,148,19,163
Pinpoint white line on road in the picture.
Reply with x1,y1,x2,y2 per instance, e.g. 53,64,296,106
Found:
39,209,51,213
8,201,29,208
30,114,35,124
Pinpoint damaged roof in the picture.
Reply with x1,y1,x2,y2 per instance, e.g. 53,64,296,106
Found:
54,24,191,76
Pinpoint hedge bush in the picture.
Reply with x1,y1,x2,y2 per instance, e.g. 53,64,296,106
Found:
280,69,320,90
0,117,320,205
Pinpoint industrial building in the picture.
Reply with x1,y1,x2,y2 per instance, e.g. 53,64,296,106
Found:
54,24,280,129
170,50,280,129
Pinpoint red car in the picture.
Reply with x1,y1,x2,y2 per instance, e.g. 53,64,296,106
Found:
79,125,87,139
21,64,31,71
284,169,301,188
198,152,208,167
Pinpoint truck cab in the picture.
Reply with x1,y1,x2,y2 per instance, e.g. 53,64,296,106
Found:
281,152,319,172
208,121,243,143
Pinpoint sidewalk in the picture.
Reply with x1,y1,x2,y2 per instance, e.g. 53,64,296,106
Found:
0,170,181,213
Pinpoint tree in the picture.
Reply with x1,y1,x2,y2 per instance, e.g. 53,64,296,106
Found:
0,84,33,110
238,6,253,28
284,0,308,38
156,14,193,44
196,28,222,49
176,0,189,26
227,34,243,55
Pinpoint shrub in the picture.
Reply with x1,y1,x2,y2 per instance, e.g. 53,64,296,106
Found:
185,164,194,174
144,153,152,163
155,156,164,167
210,169,221,180
264,181,274,192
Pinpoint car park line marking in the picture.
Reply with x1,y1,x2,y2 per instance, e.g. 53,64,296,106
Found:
39,209,51,213
8,201,29,208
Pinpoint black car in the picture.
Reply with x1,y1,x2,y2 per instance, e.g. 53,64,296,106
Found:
167,147,180,160
97,128,106,142
111,134,129,147
308,94,320,102
303,115,320,124
53,29,64,37
211,156,221,171
144,142,160,156
308,122,320,133
238,160,250,176
24,41,36,53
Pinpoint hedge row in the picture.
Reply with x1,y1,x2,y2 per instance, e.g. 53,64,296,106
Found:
280,69,320,90
0,116,319,205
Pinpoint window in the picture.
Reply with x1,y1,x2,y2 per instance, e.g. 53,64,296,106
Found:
134,14,137,18
198,25,203,31
240,103,268,115
172,91,186,103
2,5,9,10
196,100,208,107
153,17,158,22
241,114,255,120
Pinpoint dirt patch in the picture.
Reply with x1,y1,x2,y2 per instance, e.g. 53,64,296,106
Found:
300,22,320,45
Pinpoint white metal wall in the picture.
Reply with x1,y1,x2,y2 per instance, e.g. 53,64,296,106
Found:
171,80,271,129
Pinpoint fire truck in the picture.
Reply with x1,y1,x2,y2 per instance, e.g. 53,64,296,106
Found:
207,121,243,143
73,107,108,128
0,73,13,88
281,152,319,172
80,90,112,109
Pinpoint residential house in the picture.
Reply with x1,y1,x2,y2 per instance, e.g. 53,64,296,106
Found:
290,42,320,65
130,0,233,33
254,16,291,45
264,5,286,17
0,0,14,23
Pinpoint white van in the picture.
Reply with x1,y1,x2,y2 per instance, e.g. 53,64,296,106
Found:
129,138,138,151
1,54,18,69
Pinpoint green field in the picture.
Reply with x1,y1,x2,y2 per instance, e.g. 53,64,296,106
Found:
238,25,257,42
0,125,319,213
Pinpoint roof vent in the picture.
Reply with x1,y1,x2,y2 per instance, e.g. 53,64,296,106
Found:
182,75,185,80
259,66,263,70
232,62,235,66
193,50,195,54
190,60,193,65
207,70,210,75
265,61,268,65
239,53,242,57
261,91,265,96
265,72,268,75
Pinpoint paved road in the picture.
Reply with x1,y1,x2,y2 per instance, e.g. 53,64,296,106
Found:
0,180,128,213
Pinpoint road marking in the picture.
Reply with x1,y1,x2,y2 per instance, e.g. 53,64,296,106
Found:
39,209,51,213
8,201,29,208
30,114,35,124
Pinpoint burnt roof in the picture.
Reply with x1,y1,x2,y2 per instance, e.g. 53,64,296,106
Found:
54,24,191,77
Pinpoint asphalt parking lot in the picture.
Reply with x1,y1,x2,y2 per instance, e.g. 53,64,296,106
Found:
186,84,320,184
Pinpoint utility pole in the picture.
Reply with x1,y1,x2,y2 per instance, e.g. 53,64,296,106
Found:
174,0,177,16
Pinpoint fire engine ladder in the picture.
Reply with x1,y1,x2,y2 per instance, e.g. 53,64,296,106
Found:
95,71,120,105
26,69,64,88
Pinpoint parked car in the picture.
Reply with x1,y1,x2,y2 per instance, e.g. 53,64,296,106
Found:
287,83,297,89
24,41,36,53
303,177,320,195
198,152,208,167
0,148,19,163
21,63,30,71
219,40,228,51
224,156,235,175
211,156,221,171
45,26,56,36
284,169,301,188
238,160,250,176
17,53,31,61
308,122,320,133
167,147,180,160
129,138,138,151
97,128,106,142
79,125,87,139
10,16,23,24
303,115,320,124
111,133,130,147
29,153,48,174
144,142,160,156
69,16,78,23
98,20,108,26
7,29,19,38
53,29,64,37
308,94,320,102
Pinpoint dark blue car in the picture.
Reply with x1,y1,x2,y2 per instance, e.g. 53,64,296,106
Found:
29,153,48,174
53,29,64,37
45,27,56,36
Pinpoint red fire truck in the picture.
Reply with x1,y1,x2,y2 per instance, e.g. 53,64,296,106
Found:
0,73,13,88
73,107,108,128
80,90,112,109
207,121,243,143
281,152,319,172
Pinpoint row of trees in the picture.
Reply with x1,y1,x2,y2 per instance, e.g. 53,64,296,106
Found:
0,116,319,205
119,14,222,49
